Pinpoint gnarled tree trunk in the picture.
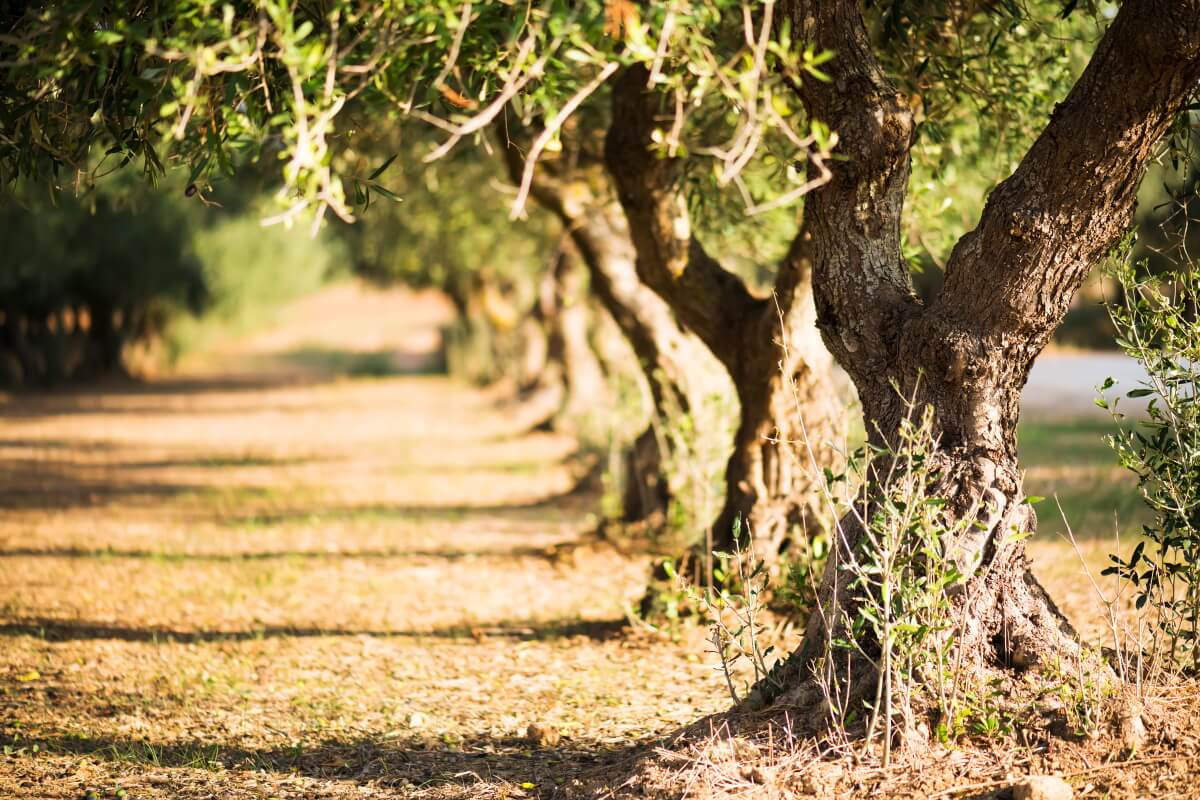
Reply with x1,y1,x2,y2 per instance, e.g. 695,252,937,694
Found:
606,67,847,574
500,132,715,527
709,268,844,560
754,0,1200,706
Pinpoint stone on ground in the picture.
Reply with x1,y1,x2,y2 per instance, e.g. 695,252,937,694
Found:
1013,774,1073,800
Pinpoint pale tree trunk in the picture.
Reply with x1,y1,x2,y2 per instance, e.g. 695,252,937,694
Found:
588,303,673,523
753,0,1200,706
552,244,607,420
517,243,609,428
500,133,714,527
516,279,552,395
606,68,847,574
568,208,706,525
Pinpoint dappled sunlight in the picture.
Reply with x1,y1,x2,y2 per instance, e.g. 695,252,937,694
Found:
0,284,738,799
3,0,1199,794
0,283,1171,799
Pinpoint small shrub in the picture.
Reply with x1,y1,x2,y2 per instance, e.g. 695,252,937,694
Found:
819,402,968,763
1101,259,1200,673
778,530,831,620
665,517,780,702
163,215,344,362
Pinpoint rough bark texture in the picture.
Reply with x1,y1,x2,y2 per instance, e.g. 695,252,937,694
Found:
500,127,712,525
757,0,1200,702
606,67,846,563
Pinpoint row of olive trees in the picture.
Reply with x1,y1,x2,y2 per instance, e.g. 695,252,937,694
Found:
3,0,1198,736
0,177,206,384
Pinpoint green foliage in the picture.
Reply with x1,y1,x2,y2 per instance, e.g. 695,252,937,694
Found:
1039,653,1111,738
0,176,205,383
889,3,1100,277
1101,259,1200,672
656,517,780,703
680,2,1114,294
778,530,831,618
163,212,345,361
339,138,553,309
0,0,835,226
0,167,344,383
807,402,971,763
1134,123,1200,278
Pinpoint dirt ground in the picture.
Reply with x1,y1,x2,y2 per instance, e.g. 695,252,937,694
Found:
1,283,1197,799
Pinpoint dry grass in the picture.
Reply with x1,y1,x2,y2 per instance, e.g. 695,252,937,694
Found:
0,285,731,800
1,282,1198,799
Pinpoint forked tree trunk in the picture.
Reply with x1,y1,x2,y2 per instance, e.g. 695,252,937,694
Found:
606,68,846,577
750,0,1200,706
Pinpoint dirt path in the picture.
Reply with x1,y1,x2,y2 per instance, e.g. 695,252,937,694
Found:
0,283,1146,799
0,284,741,800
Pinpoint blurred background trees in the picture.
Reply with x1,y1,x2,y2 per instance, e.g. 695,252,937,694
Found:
0,175,205,384
0,171,344,386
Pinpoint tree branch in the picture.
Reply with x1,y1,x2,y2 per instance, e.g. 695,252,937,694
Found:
779,0,921,393
604,65,764,369
497,124,705,414
928,0,1200,350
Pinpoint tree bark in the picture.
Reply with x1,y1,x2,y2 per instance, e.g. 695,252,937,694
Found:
689,254,845,569
605,67,846,568
88,302,123,375
551,244,608,420
755,0,1200,705
500,130,713,526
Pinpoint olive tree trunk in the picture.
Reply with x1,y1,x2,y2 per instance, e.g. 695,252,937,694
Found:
709,271,844,559
501,133,715,526
606,68,847,572
551,244,608,421
755,0,1200,703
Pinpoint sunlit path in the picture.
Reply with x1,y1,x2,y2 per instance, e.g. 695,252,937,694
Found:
0,284,729,799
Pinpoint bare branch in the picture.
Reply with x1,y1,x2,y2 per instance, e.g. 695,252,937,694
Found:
509,61,619,220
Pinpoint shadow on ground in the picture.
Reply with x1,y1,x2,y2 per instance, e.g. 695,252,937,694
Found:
0,456,593,514
0,730,650,796
0,617,630,643
0,543,579,562
267,345,447,377
0,458,204,509
0,374,322,415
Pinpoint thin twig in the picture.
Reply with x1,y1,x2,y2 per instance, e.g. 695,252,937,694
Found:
509,61,619,219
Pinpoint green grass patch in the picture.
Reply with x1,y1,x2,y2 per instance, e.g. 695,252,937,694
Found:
1017,416,1148,541
272,346,444,377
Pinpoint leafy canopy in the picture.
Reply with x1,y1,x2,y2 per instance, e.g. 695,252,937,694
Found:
1,0,833,227
4,0,1187,278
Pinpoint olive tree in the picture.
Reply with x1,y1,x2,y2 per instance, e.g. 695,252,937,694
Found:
754,0,1200,698
6,0,1195,710
0,0,847,569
